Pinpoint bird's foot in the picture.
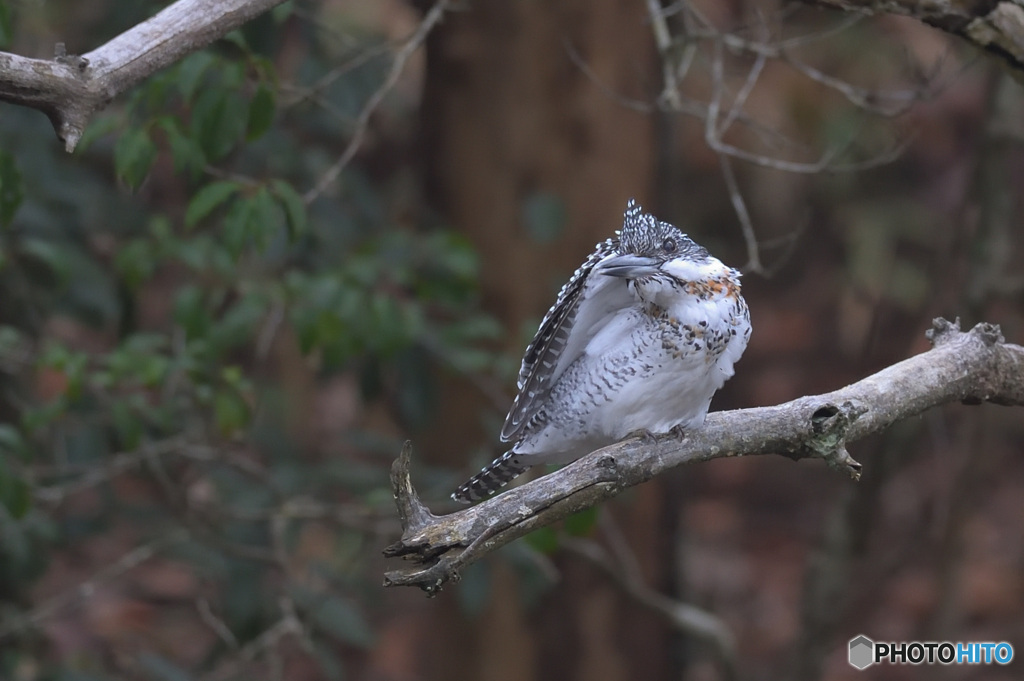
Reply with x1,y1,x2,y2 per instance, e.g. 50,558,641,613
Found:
626,428,658,445
669,424,688,441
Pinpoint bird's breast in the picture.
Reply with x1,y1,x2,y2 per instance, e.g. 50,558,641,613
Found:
639,276,745,362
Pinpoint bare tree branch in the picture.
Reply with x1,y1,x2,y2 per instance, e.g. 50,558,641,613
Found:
717,152,762,273
632,2,931,272
200,597,306,681
383,319,1024,594
0,529,190,639
805,0,1024,78
0,0,287,152
30,436,198,504
303,0,452,204
563,537,739,681
647,0,686,111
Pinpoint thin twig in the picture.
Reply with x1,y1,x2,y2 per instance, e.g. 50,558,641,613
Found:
32,436,190,504
718,42,767,138
197,597,240,649
563,40,659,114
279,41,394,109
201,606,304,681
563,537,739,681
647,0,684,111
0,528,189,639
784,53,919,116
303,0,451,204
718,152,762,273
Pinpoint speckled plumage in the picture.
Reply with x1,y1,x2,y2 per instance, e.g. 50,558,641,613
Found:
452,199,751,504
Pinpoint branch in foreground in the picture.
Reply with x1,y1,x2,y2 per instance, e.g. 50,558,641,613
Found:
382,319,1024,594
0,0,286,152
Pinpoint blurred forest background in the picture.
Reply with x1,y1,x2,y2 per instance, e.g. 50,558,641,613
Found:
0,1,1022,680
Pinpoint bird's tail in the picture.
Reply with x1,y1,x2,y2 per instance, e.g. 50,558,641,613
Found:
451,451,532,504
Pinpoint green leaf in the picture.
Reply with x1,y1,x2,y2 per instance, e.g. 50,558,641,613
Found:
191,88,248,161
19,238,70,282
175,234,212,271
173,285,210,339
0,325,22,355
246,83,276,141
133,69,173,117
76,114,121,152
210,296,266,351
62,352,88,401
524,526,560,553
271,180,308,239
222,29,249,51
271,1,295,23
177,51,216,103
220,188,279,257
305,594,374,648
114,239,156,290
111,400,143,450
22,399,67,433
0,149,23,228
139,354,171,388
0,424,27,462
248,187,280,251
185,181,240,228
221,365,243,386
0,2,11,49
0,464,31,519
564,506,598,536
158,117,206,177
114,127,157,190
214,390,249,435
249,56,278,83
221,196,253,258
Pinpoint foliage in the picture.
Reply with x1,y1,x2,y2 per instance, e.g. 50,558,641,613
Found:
0,2,501,678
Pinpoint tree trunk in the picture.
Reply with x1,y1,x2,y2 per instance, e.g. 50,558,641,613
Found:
418,1,666,680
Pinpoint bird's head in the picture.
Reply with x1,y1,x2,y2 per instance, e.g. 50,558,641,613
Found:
597,199,716,283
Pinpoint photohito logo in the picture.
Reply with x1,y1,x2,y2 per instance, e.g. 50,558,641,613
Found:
848,635,1014,669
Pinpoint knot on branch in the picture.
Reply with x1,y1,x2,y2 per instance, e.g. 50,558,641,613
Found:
926,317,961,347
971,322,1004,346
805,401,864,480
926,317,1005,350
53,42,89,73
597,454,619,474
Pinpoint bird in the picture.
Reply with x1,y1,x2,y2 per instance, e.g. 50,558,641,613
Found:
451,198,751,504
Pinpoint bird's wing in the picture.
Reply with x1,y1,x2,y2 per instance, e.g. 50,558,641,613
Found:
501,238,628,442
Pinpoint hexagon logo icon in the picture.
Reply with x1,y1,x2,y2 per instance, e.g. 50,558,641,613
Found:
848,635,875,670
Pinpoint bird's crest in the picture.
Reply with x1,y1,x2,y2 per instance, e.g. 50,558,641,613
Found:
619,198,708,261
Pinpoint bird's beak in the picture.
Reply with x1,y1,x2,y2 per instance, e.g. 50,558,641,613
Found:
598,253,661,279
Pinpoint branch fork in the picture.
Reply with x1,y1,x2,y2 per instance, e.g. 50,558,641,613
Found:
0,0,287,152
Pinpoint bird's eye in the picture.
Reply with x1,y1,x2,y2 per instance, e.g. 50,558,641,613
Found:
662,237,677,253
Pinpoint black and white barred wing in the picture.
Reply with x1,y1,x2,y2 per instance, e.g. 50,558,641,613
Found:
500,238,628,442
